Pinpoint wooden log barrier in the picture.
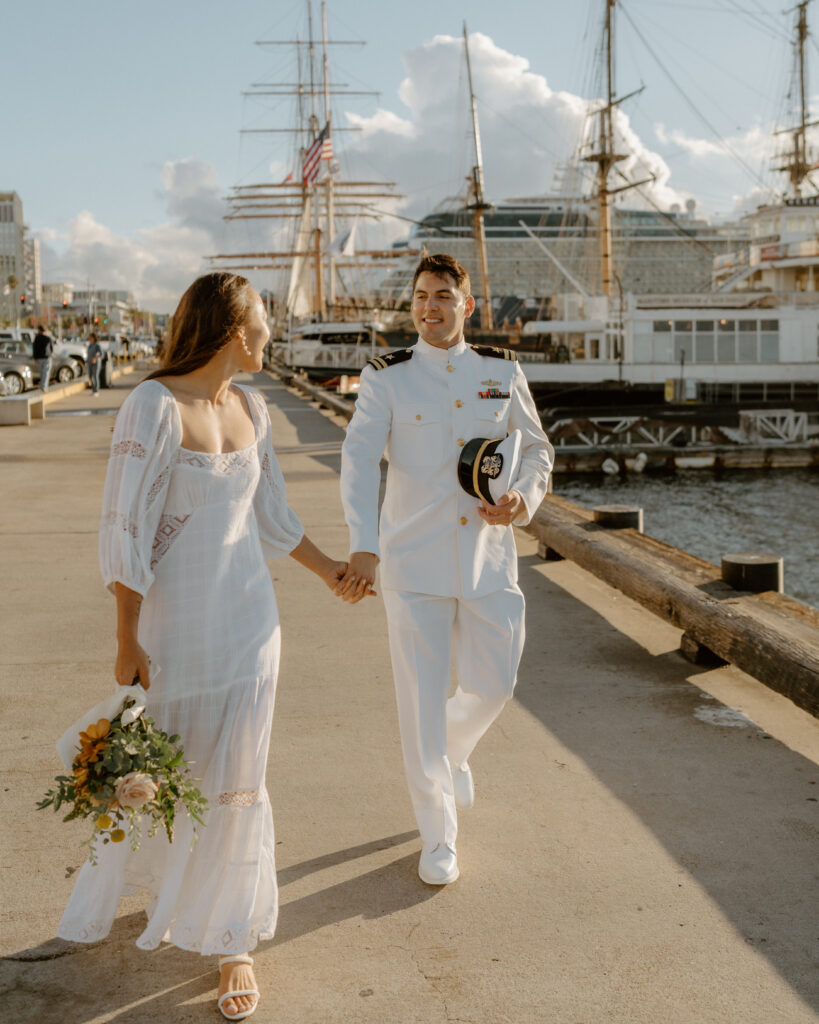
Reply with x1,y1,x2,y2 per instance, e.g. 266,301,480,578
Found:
526,494,819,718
267,364,355,420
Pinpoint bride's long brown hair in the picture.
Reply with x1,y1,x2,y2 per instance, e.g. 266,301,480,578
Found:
144,272,255,381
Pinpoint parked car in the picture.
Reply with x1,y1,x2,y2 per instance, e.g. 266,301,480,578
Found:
0,340,81,387
0,370,9,397
0,355,35,395
53,337,89,374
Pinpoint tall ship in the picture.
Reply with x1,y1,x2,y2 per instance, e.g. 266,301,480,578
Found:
211,0,819,442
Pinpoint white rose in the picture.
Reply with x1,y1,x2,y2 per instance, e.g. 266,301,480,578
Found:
114,772,158,809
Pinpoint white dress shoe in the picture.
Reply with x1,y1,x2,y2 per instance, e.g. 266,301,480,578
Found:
452,763,474,810
418,843,459,885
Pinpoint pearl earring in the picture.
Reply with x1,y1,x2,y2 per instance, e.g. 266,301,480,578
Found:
240,336,251,356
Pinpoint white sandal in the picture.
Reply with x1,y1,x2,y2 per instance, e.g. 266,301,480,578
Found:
217,955,260,1021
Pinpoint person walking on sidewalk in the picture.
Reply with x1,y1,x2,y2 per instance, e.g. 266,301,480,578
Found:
87,332,103,395
337,253,554,886
57,272,349,1021
32,325,53,392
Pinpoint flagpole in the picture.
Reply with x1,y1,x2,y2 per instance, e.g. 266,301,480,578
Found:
322,0,336,314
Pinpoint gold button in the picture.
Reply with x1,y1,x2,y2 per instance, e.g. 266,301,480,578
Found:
446,365,454,373
495,411,500,417
455,400,463,408
457,438,465,446
415,414,422,420
460,516,468,525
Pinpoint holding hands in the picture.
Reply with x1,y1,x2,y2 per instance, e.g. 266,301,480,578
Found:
334,551,378,604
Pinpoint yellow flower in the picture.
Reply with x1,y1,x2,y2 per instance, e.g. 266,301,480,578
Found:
79,719,110,745
96,814,114,830
110,829,125,843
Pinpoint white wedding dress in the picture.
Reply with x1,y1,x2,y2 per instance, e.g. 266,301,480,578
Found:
57,379,303,955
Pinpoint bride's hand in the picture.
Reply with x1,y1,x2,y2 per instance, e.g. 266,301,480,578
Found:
115,637,152,689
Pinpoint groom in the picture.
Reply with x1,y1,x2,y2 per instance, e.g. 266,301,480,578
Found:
337,253,553,884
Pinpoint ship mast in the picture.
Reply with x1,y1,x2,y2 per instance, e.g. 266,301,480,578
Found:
582,0,650,297
583,1,626,297
209,2,408,322
463,24,493,329
776,0,819,196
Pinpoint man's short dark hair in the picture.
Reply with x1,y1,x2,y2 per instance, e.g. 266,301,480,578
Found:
412,253,471,297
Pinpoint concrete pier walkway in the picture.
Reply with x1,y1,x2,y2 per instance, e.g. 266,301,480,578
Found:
1,370,817,1024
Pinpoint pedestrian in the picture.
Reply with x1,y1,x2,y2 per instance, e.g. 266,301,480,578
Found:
57,272,349,1020
87,332,103,395
32,324,53,392
338,253,554,886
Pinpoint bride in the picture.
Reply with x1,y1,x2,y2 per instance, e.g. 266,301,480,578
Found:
58,272,349,1020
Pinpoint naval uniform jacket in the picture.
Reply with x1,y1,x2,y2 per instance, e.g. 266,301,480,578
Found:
340,336,555,600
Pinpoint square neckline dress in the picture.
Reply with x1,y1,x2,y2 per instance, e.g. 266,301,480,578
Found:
57,379,304,955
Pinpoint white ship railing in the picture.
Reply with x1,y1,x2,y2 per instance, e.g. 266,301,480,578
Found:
548,410,816,449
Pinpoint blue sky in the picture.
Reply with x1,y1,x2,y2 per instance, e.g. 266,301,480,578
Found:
4,0,809,308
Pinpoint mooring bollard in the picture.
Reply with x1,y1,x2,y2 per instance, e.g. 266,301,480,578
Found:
592,505,644,532
721,553,784,593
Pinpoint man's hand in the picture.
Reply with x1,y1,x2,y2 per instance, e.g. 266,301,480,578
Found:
335,551,379,604
476,489,525,527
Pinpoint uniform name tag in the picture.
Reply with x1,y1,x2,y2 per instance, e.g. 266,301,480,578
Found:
478,388,511,399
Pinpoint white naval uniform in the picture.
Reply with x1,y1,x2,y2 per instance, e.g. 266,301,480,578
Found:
340,336,554,846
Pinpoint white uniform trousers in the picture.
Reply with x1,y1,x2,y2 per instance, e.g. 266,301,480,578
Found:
382,585,526,847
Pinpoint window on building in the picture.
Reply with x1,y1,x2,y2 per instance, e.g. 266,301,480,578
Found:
760,332,779,362
737,333,757,361
717,319,735,332
674,337,692,363
695,320,714,331
717,334,736,362
694,332,715,362
653,320,672,331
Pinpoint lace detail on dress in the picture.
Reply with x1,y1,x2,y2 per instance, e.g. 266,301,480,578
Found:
146,466,170,510
102,510,140,538
218,789,259,807
111,439,146,459
151,514,191,570
260,451,279,494
177,448,256,473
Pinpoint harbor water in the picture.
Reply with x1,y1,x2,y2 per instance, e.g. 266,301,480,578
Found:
554,468,818,608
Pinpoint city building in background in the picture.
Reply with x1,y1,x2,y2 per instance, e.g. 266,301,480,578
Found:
0,192,26,321
23,236,41,308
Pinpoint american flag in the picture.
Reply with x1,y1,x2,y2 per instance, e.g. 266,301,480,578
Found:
302,122,333,185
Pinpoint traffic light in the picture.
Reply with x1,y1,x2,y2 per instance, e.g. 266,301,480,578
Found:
62,300,68,308
19,294,25,305
103,316,108,324
93,316,99,324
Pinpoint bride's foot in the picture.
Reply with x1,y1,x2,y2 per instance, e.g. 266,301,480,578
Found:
217,954,260,1020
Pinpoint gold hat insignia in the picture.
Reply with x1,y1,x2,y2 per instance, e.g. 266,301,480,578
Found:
481,379,501,387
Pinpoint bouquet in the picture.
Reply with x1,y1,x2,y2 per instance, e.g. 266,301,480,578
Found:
38,686,207,864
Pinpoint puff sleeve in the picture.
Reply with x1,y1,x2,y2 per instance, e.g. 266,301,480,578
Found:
99,381,182,596
248,389,304,559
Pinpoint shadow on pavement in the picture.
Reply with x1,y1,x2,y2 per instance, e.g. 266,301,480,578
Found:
515,553,819,1014
0,834,428,1024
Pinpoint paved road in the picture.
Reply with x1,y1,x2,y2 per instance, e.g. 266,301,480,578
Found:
1,370,817,1024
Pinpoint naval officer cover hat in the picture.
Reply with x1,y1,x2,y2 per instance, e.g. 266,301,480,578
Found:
457,429,522,506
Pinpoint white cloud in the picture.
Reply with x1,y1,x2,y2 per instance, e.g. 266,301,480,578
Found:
37,158,228,312
339,31,692,235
